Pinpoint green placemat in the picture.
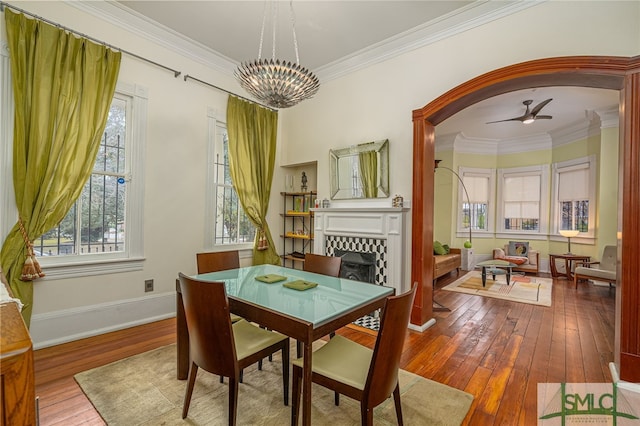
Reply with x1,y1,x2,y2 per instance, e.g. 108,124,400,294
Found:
255,274,287,283
283,280,318,291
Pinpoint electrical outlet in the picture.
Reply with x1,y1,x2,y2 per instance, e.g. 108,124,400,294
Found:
145,279,154,292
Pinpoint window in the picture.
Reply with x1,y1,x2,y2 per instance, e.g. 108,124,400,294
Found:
497,165,549,235
205,112,255,249
504,175,540,230
458,167,494,234
0,79,147,277
552,155,596,237
34,97,127,258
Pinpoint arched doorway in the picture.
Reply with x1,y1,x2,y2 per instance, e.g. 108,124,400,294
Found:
411,56,640,382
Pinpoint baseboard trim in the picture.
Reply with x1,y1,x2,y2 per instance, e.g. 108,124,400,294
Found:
30,292,176,350
408,317,436,333
609,362,640,393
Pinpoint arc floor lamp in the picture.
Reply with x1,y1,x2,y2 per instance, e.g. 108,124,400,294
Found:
433,160,473,312
434,160,473,248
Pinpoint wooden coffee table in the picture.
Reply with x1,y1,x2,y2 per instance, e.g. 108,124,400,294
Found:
476,260,518,287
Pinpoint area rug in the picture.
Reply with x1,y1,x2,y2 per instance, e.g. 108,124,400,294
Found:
442,271,552,306
75,344,473,425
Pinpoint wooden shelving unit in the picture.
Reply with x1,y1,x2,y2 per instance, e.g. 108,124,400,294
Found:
280,191,316,269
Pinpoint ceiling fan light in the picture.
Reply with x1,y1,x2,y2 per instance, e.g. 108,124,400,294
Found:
522,117,535,124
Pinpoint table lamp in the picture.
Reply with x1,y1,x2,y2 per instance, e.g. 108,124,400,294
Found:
559,229,580,254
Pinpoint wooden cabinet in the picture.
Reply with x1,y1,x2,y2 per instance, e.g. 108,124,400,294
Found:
0,300,36,425
280,191,316,268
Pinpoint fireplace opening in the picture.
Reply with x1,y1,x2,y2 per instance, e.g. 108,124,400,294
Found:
334,250,376,284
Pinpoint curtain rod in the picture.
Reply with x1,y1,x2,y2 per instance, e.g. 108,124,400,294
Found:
183,75,276,112
0,1,274,111
0,1,181,78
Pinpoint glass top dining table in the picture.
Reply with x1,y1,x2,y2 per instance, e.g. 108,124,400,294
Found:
175,264,394,426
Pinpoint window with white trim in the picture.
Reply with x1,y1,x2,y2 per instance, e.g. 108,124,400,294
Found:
497,165,549,235
459,167,494,234
205,113,255,249
552,155,596,237
0,77,147,275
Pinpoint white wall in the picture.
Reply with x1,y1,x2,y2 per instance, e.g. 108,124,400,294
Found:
282,1,639,200
0,1,251,347
1,1,638,346
280,1,639,312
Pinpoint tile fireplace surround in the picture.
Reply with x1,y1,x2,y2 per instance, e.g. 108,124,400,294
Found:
311,207,409,296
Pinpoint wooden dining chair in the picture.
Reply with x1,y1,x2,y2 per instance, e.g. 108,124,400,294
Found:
290,284,416,426
303,253,342,343
196,251,242,323
303,253,342,277
195,250,264,373
196,250,240,274
178,273,290,425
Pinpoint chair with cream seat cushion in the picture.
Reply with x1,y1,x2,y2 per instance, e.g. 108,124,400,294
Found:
196,250,242,323
178,273,290,425
290,284,416,426
303,253,342,341
574,245,617,289
195,250,267,374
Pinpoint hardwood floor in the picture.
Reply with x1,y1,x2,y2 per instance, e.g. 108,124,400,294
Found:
33,272,615,425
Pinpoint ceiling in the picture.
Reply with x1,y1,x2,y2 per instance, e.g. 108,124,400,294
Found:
116,1,476,72
113,1,620,141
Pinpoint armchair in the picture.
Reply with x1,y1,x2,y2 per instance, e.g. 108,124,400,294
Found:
573,245,617,289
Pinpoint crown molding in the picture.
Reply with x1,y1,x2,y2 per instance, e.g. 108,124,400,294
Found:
454,133,500,155
550,115,601,147
497,133,552,154
437,131,552,156
67,1,237,76
434,132,457,152
596,106,620,129
316,1,540,82
437,108,618,156
66,0,539,83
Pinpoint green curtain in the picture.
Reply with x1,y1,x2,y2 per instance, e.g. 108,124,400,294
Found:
359,150,378,198
0,9,121,326
226,96,281,265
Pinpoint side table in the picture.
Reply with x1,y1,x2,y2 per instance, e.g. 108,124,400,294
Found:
549,254,590,280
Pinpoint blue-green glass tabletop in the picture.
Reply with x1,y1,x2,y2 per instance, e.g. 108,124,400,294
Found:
476,259,517,268
194,264,393,326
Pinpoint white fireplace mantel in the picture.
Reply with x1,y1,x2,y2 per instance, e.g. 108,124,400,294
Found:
311,207,409,295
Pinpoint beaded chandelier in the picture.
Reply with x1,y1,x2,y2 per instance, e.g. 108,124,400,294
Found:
235,1,319,109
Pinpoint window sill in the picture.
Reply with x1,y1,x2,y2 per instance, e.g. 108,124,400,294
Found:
209,244,254,257
37,257,145,280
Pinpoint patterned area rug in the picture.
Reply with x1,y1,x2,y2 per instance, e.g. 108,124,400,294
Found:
442,271,552,306
75,344,474,425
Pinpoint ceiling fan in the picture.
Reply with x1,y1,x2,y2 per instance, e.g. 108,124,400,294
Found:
487,98,553,124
